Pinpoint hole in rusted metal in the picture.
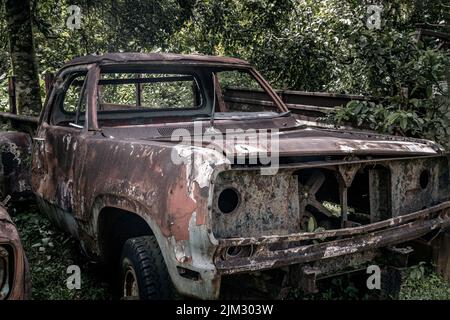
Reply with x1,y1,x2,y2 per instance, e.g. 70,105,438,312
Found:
222,245,254,260
420,170,430,189
217,187,240,214
177,267,200,281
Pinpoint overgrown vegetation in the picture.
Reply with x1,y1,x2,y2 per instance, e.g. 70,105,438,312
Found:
12,207,111,300
400,263,450,300
326,93,450,149
325,40,450,148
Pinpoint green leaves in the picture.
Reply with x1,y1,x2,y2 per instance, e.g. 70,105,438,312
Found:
13,210,111,300
328,93,450,148
400,262,450,300
0,0,447,144
307,216,317,233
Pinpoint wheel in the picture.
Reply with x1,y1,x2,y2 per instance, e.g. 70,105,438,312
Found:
120,235,174,300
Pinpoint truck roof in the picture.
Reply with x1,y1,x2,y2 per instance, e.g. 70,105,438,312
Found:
64,52,250,67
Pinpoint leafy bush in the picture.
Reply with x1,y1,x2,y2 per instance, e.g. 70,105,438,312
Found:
326,45,450,147
327,95,449,148
400,263,450,300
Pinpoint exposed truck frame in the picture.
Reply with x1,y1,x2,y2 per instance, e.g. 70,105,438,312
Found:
0,52,449,299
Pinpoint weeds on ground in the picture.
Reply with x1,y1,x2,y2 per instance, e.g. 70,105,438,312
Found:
12,207,111,300
399,263,450,300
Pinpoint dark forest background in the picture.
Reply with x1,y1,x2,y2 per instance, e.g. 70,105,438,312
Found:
0,0,449,144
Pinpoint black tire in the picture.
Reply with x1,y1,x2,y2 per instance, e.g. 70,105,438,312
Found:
120,235,174,300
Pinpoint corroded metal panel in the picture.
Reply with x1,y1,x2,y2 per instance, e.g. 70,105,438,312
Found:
0,206,30,300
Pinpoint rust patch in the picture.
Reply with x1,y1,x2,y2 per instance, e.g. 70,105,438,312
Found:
168,166,197,241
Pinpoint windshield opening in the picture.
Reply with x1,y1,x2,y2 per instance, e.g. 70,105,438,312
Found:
214,69,282,114
94,65,286,128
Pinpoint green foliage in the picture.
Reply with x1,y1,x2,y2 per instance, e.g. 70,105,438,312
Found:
169,0,449,92
98,73,197,109
12,209,111,300
1,1,448,112
170,0,450,144
407,262,427,281
400,263,450,300
325,24,450,147
1,0,195,74
217,70,261,90
327,72,449,148
327,95,449,147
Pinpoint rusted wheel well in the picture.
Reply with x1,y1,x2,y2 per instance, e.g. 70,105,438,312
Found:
97,207,154,267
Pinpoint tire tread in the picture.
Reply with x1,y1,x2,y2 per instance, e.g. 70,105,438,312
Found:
121,235,173,299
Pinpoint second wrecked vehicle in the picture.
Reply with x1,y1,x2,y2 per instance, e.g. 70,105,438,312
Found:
1,53,450,299
0,206,30,300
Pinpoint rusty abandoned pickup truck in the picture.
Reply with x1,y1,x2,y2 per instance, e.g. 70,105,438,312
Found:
0,52,450,299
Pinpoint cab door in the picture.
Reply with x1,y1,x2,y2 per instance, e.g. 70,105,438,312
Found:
31,68,90,236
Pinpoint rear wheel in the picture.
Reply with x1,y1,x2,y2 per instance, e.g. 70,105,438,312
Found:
120,236,174,299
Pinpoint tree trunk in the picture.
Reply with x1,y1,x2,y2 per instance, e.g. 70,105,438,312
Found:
4,0,42,115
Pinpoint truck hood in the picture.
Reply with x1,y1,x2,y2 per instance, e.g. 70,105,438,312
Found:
104,123,442,158
181,126,442,158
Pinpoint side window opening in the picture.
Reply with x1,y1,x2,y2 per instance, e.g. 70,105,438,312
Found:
215,70,279,113
52,72,87,127
63,76,86,113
